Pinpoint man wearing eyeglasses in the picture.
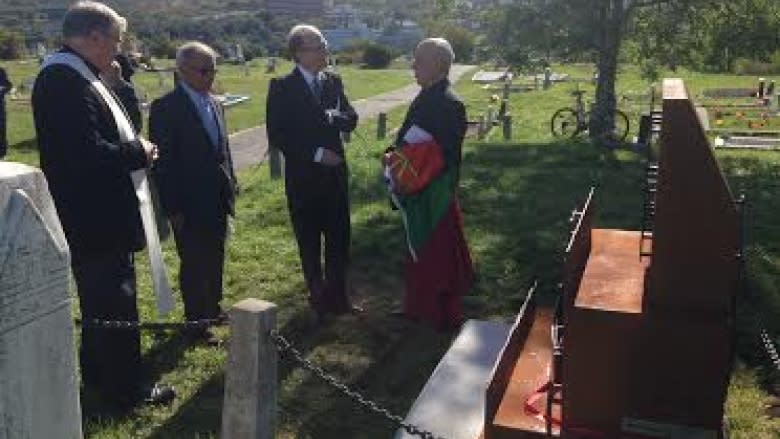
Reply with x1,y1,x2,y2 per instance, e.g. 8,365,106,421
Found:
266,24,360,321
32,1,172,408
150,41,238,344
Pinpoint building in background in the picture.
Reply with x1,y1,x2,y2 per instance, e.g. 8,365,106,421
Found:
266,0,325,19
323,4,376,51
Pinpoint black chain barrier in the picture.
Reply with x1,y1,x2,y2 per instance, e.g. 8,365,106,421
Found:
75,316,227,331
269,330,447,439
760,326,780,372
736,195,780,375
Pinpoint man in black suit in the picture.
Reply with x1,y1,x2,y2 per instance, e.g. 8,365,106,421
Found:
150,41,238,343
32,0,173,408
103,53,142,133
266,24,359,318
0,65,11,158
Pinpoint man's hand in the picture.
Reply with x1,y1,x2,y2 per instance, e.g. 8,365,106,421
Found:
140,138,158,165
320,149,343,166
101,60,123,88
325,109,341,125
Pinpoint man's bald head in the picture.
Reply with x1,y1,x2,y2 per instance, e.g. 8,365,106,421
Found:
412,38,455,88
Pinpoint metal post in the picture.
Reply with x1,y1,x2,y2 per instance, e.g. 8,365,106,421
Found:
503,114,512,140
268,146,282,179
377,112,387,140
478,115,487,140
222,299,278,439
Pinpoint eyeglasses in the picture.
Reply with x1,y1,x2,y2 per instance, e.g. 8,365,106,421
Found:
300,43,329,53
188,65,217,76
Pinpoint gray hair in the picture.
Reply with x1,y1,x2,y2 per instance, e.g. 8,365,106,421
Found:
62,1,126,39
176,41,218,70
417,38,455,75
287,24,323,62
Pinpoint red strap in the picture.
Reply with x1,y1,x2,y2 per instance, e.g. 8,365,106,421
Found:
524,381,563,427
524,381,682,439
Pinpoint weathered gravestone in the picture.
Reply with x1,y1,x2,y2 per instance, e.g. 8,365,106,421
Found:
0,162,82,439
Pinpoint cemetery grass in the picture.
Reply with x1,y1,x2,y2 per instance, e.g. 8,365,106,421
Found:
1,58,413,167
20,63,780,438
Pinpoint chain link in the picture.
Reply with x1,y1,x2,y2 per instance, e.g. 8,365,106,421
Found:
760,327,780,372
75,316,227,331
270,330,447,439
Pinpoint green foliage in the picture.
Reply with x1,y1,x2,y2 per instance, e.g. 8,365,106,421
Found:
627,0,780,74
732,54,780,76
361,42,395,69
0,28,25,60
426,22,476,63
334,39,372,66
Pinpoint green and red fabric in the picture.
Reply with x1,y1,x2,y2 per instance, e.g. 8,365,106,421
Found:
395,142,474,329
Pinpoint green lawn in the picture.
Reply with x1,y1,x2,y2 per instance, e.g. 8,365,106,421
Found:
1,57,413,166
5,61,780,438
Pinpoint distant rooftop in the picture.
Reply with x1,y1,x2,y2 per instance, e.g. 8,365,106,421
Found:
266,0,325,18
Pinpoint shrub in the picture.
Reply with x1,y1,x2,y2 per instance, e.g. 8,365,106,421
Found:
362,43,394,69
732,55,780,75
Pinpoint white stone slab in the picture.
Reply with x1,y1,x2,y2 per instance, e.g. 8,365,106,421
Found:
719,136,780,150
472,71,512,83
394,319,513,439
0,162,82,439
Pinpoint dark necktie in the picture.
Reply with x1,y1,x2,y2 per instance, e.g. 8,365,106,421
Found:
311,77,322,102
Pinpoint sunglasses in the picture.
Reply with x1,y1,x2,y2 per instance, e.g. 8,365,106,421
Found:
301,43,329,53
189,66,217,76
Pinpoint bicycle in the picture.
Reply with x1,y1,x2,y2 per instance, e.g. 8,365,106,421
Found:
550,89,630,141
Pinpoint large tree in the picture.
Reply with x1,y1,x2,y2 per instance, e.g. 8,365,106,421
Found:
487,0,711,143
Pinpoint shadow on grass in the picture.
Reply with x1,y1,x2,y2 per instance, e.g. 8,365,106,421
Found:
10,137,37,151
85,139,780,437
266,139,648,438
141,302,338,438
718,152,780,389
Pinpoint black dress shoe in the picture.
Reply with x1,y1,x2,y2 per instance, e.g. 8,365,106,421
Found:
141,383,176,405
330,304,365,316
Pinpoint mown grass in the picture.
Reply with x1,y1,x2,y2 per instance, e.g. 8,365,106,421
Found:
4,60,780,437
1,57,413,167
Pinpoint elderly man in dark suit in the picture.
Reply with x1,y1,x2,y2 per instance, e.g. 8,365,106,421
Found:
390,38,474,331
150,41,238,343
32,0,173,408
266,24,360,319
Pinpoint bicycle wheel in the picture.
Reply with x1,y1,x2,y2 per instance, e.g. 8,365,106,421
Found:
551,108,580,138
612,109,630,141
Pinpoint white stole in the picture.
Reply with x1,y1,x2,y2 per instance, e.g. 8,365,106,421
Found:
41,53,175,316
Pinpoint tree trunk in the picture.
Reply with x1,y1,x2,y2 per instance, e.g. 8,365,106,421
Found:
589,0,625,144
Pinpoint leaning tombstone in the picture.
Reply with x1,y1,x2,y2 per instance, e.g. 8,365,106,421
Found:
0,162,83,439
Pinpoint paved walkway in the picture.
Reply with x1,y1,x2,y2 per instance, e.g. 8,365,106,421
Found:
229,64,476,170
